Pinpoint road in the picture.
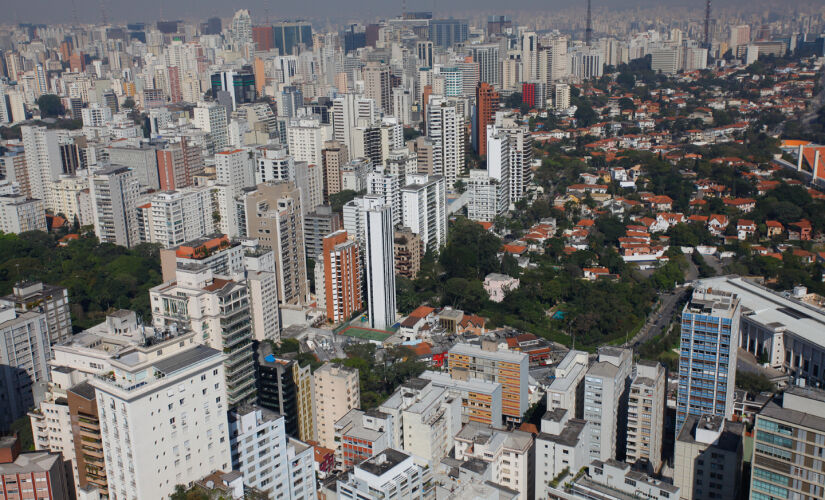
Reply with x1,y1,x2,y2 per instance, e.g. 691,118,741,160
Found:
802,66,825,126
625,260,699,348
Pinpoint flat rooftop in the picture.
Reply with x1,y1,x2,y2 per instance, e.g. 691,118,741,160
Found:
695,276,825,346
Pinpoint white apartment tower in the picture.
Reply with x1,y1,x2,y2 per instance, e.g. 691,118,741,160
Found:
365,203,396,330
21,125,62,205
90,345,232,500
193,102,229,152
90,166,140,248
400,173,447,251
426,96,463,188
584,347,632,462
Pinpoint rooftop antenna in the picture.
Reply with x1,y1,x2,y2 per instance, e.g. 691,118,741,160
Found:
704,0,711,49
586,0,593,46
100,0,107,25
70,0,79,27
402,0,407,18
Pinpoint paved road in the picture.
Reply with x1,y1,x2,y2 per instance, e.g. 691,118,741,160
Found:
802,67,825,125
625,261,698,348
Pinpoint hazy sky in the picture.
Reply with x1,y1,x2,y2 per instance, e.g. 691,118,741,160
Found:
3,0,820,26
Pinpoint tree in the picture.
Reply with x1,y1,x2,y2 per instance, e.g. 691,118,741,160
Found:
123,97,136,109
36,94,64,118
618,97,636,111
574,104,598,127
616,72,636,89
329,190,360,214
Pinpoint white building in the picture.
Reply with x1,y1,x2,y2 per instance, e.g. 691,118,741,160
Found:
313,363,361,450
143,188,215,247
546,350,589,416
336,449,432,500
365,203,396,330
246,270,281,343
400,173,447,252
378,378,461,464
215,148,255,195
427,96,463,188
0,194,46,234
21,125,62,204
81,104,113,127
584,347,631,462
90,166,140,247
454,422,535,500
228,405,317,500
287,117,327,168
193,102,229,152
366,170,402,226
149,265,257,407
535,409,590,499
90,345,232,500
486,127,511,210
0,306,50,430
466,169,506,222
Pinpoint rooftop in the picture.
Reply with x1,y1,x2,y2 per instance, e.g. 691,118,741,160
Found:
358,448,411,477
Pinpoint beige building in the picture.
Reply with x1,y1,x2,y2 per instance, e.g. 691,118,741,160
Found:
674,415,744,500
242,181,308,305
313,363,360,449
393,227,422,279
627,360,666,473
321,140,348,202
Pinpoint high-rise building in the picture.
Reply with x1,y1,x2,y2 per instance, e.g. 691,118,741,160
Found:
67,381,108,496
491,114,533,204
242,182,308,305
0,281,71,345
364,62,392,115
255,343,314,440
426,96,463,188
584,347,632,462
304,204,341,260
230,9,252,46
332,95,379,154
149,266,257,407
393,227,422,279
318,230,362,323
676,287,741,435
193,102,229,152
0,436,73,500
751,387,825,500
21,125,62,204
466,169,505,222
90,166,140,248
534,409,590,500
228,405,318,500
626,360,666,473
400,173,446,251
90,345,232,500
485,127,511,211
287,117,325,169
0,306,50,430
210,69,256,109
520,32,539,82
470,44,501,88
428,19,469,48
252,26,275,51
313,363,361,450
674,415,744,500
141,188,215,247
448,340,529,424
554,83,571,110
475,82,499,156
272,21,313,56
321,140,349,202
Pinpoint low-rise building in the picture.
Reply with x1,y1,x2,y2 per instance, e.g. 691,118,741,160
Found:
535,409,590,499
336,448,433,500
454,422,534,500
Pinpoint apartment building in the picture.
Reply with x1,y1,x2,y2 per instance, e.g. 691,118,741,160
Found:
317,230,362,324
334,409,393,471
313,363,360,450
677,286,741,434
90,345,232,500
420,370,503,426
0,194,46,234
454,422,535,500
159,234,245,282
751,386,825,500
400,173,447,251
0,306,50,430
626,360,666,473
149,265,257,407
674,415,744,500
1,281,71,345
378,378,461,464
546,350,588,418
228,405,317,500
0,436,73,500
393,227,422,279
584,347,632,462
336,449,432,500
448,341,529,424
89,166,140,247
535,408,590,500
255,343,314,441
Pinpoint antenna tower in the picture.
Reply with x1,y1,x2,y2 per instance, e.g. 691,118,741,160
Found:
586,0,593,46
704,0,711,48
